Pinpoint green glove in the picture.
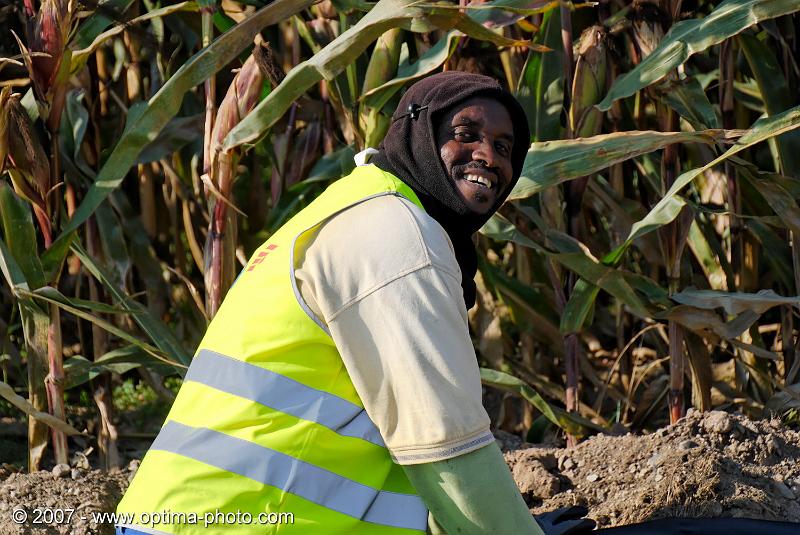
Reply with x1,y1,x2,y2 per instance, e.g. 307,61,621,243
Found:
402,441,546,535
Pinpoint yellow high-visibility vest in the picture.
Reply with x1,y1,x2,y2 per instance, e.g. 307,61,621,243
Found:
117,165,428,534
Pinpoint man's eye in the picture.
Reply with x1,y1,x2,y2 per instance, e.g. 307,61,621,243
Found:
496,143,510,155
454,131,475,141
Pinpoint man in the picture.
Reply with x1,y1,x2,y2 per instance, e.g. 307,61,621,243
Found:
116,71,593,534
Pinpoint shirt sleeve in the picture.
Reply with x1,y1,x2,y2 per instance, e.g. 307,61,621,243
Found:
294,195,493,465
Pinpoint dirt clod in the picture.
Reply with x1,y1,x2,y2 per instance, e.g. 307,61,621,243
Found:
703,411,733,434
51,464,70,479
512,454,561,499
505,411,800,527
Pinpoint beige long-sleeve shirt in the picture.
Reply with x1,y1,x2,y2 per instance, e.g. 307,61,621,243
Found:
294,185,493,465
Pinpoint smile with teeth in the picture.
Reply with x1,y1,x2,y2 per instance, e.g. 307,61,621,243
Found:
464,173,494,190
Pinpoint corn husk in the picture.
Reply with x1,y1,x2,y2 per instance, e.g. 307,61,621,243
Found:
20,0,72,128
631,0,666,60
0,87,50,214
0,87,10,174
208,42,269,188
570,25,607,137
359,28,403,148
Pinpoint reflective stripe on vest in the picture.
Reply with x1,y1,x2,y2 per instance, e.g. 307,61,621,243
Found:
150,420,428,531
184,349,385,447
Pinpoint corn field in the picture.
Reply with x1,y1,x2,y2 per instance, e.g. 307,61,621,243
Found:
0,0,799,472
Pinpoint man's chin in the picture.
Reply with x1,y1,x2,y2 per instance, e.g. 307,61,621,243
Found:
455,179,497,214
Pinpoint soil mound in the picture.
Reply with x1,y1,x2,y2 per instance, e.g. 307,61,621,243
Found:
1,410,798,533
504,409,800,527
0,464,131,534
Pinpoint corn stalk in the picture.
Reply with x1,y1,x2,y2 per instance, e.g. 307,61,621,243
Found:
560,23,608,443
204,40,269,317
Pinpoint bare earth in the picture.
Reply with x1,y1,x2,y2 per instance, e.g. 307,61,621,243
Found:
0,464,130,534
504,410,800,527
1,410,799,533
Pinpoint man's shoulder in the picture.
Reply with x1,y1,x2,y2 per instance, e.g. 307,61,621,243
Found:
327,194,455,267
296,193,461,318
339,193,430,231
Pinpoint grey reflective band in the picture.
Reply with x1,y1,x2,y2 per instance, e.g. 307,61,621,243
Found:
185,349,385,447
151,421,428,532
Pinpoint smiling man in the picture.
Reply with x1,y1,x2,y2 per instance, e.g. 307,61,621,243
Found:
116,72,593,535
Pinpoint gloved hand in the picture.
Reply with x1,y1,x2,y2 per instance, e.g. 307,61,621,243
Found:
534,505,596,535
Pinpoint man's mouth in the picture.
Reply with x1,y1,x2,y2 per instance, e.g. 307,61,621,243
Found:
464,173,493,189
461,171,497,190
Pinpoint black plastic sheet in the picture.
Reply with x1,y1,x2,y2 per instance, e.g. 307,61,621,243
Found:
597,518,800,534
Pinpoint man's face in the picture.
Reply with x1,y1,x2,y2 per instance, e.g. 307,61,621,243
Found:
436,97,515,215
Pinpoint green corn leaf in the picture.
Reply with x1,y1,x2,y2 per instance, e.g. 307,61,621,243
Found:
70,1,201,74
18,286,186,372
561,278,600,334
62,90,90,165
294,145,357,187
509,129,741,201
0,236,31,296
34,287,135,315
71,244,192,368
49,0,316,257
478,258,561,342
136,114,205,165
361,32,459,110
94,201,132,286
224,0,437,151
480,367,603,437
739,31,800,178
481,212,658,322
70,0,138,50
0,183,44,290
108,190,170,302
64,346,174,389
480,212,539,250
597,0,800,111
63,355,137,390
515,8,563,142
738,167,800,237
611,104,800,258
671,288,800,315
687,220,727,290
0,380,84,436
224,0,535,152
545,229,653,320
747,219,795,290
331,0,374,12
660,76,720,130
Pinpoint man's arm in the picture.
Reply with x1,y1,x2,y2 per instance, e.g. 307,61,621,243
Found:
403,442,545,535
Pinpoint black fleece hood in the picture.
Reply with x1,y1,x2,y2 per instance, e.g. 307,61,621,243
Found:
371,71,530,309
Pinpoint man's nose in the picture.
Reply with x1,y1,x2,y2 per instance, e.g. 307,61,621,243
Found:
471,139,498,168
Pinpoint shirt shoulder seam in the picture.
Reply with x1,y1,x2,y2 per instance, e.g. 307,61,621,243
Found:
323,196,459,321
327,260,434,322
394,196,462,281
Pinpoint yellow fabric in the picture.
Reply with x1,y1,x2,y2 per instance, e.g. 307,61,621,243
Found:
117,166,426,534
